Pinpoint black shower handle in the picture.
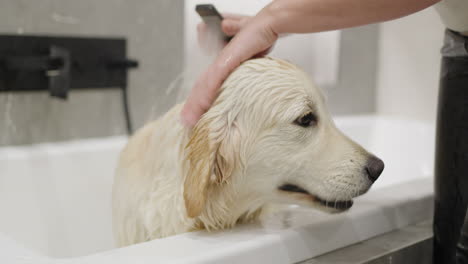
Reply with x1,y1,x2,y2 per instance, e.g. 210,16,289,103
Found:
4,45,71,99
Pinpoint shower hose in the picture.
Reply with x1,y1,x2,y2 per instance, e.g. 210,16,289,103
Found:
434,29,468,264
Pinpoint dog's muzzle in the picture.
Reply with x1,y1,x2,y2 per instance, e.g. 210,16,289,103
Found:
278,183,353,211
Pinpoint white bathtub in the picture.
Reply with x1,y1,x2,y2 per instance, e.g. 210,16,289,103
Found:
0,115,435,264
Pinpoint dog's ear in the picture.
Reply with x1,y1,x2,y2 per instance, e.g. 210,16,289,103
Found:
183,115,239,218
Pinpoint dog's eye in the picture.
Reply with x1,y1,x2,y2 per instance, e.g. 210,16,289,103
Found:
294,112,317,127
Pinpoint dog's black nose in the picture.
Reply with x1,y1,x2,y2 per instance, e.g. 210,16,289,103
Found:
365,156,384,182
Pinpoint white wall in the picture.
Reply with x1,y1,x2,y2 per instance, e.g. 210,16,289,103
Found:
376,7,444,121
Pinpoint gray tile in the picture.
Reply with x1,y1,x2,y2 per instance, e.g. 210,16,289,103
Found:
367,239,432,264
300,220,433,264
0,0,184,146
328,24,380,115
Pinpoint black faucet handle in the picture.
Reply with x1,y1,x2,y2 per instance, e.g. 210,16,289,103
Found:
4,45,71,99
47,45,70,99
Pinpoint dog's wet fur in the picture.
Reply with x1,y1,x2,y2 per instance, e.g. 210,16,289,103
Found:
112,57,384,246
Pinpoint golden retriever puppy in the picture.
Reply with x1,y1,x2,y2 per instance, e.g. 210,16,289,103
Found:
112,57,384,246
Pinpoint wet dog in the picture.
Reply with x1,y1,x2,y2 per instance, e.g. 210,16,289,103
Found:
112,57,384,246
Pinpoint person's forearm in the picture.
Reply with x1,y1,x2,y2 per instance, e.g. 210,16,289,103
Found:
261,0,440,34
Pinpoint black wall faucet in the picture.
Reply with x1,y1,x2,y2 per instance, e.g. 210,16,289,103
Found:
0,35,139,133
0,35,138,99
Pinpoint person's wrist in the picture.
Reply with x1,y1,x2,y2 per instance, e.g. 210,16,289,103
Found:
260,0,285,36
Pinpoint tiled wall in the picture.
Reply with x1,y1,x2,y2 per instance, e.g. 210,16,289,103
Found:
0,0,184,146
329,24,380,116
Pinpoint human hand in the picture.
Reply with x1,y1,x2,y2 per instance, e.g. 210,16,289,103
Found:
182,10,278,127
197,13,252,54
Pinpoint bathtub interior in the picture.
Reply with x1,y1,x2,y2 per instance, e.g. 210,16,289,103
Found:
334,116,435,189
0,115,435,259
0,138,126,258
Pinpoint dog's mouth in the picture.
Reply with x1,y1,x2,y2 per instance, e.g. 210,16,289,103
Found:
278,183,353,211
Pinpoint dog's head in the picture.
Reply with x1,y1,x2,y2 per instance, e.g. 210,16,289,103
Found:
184,57,384,218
